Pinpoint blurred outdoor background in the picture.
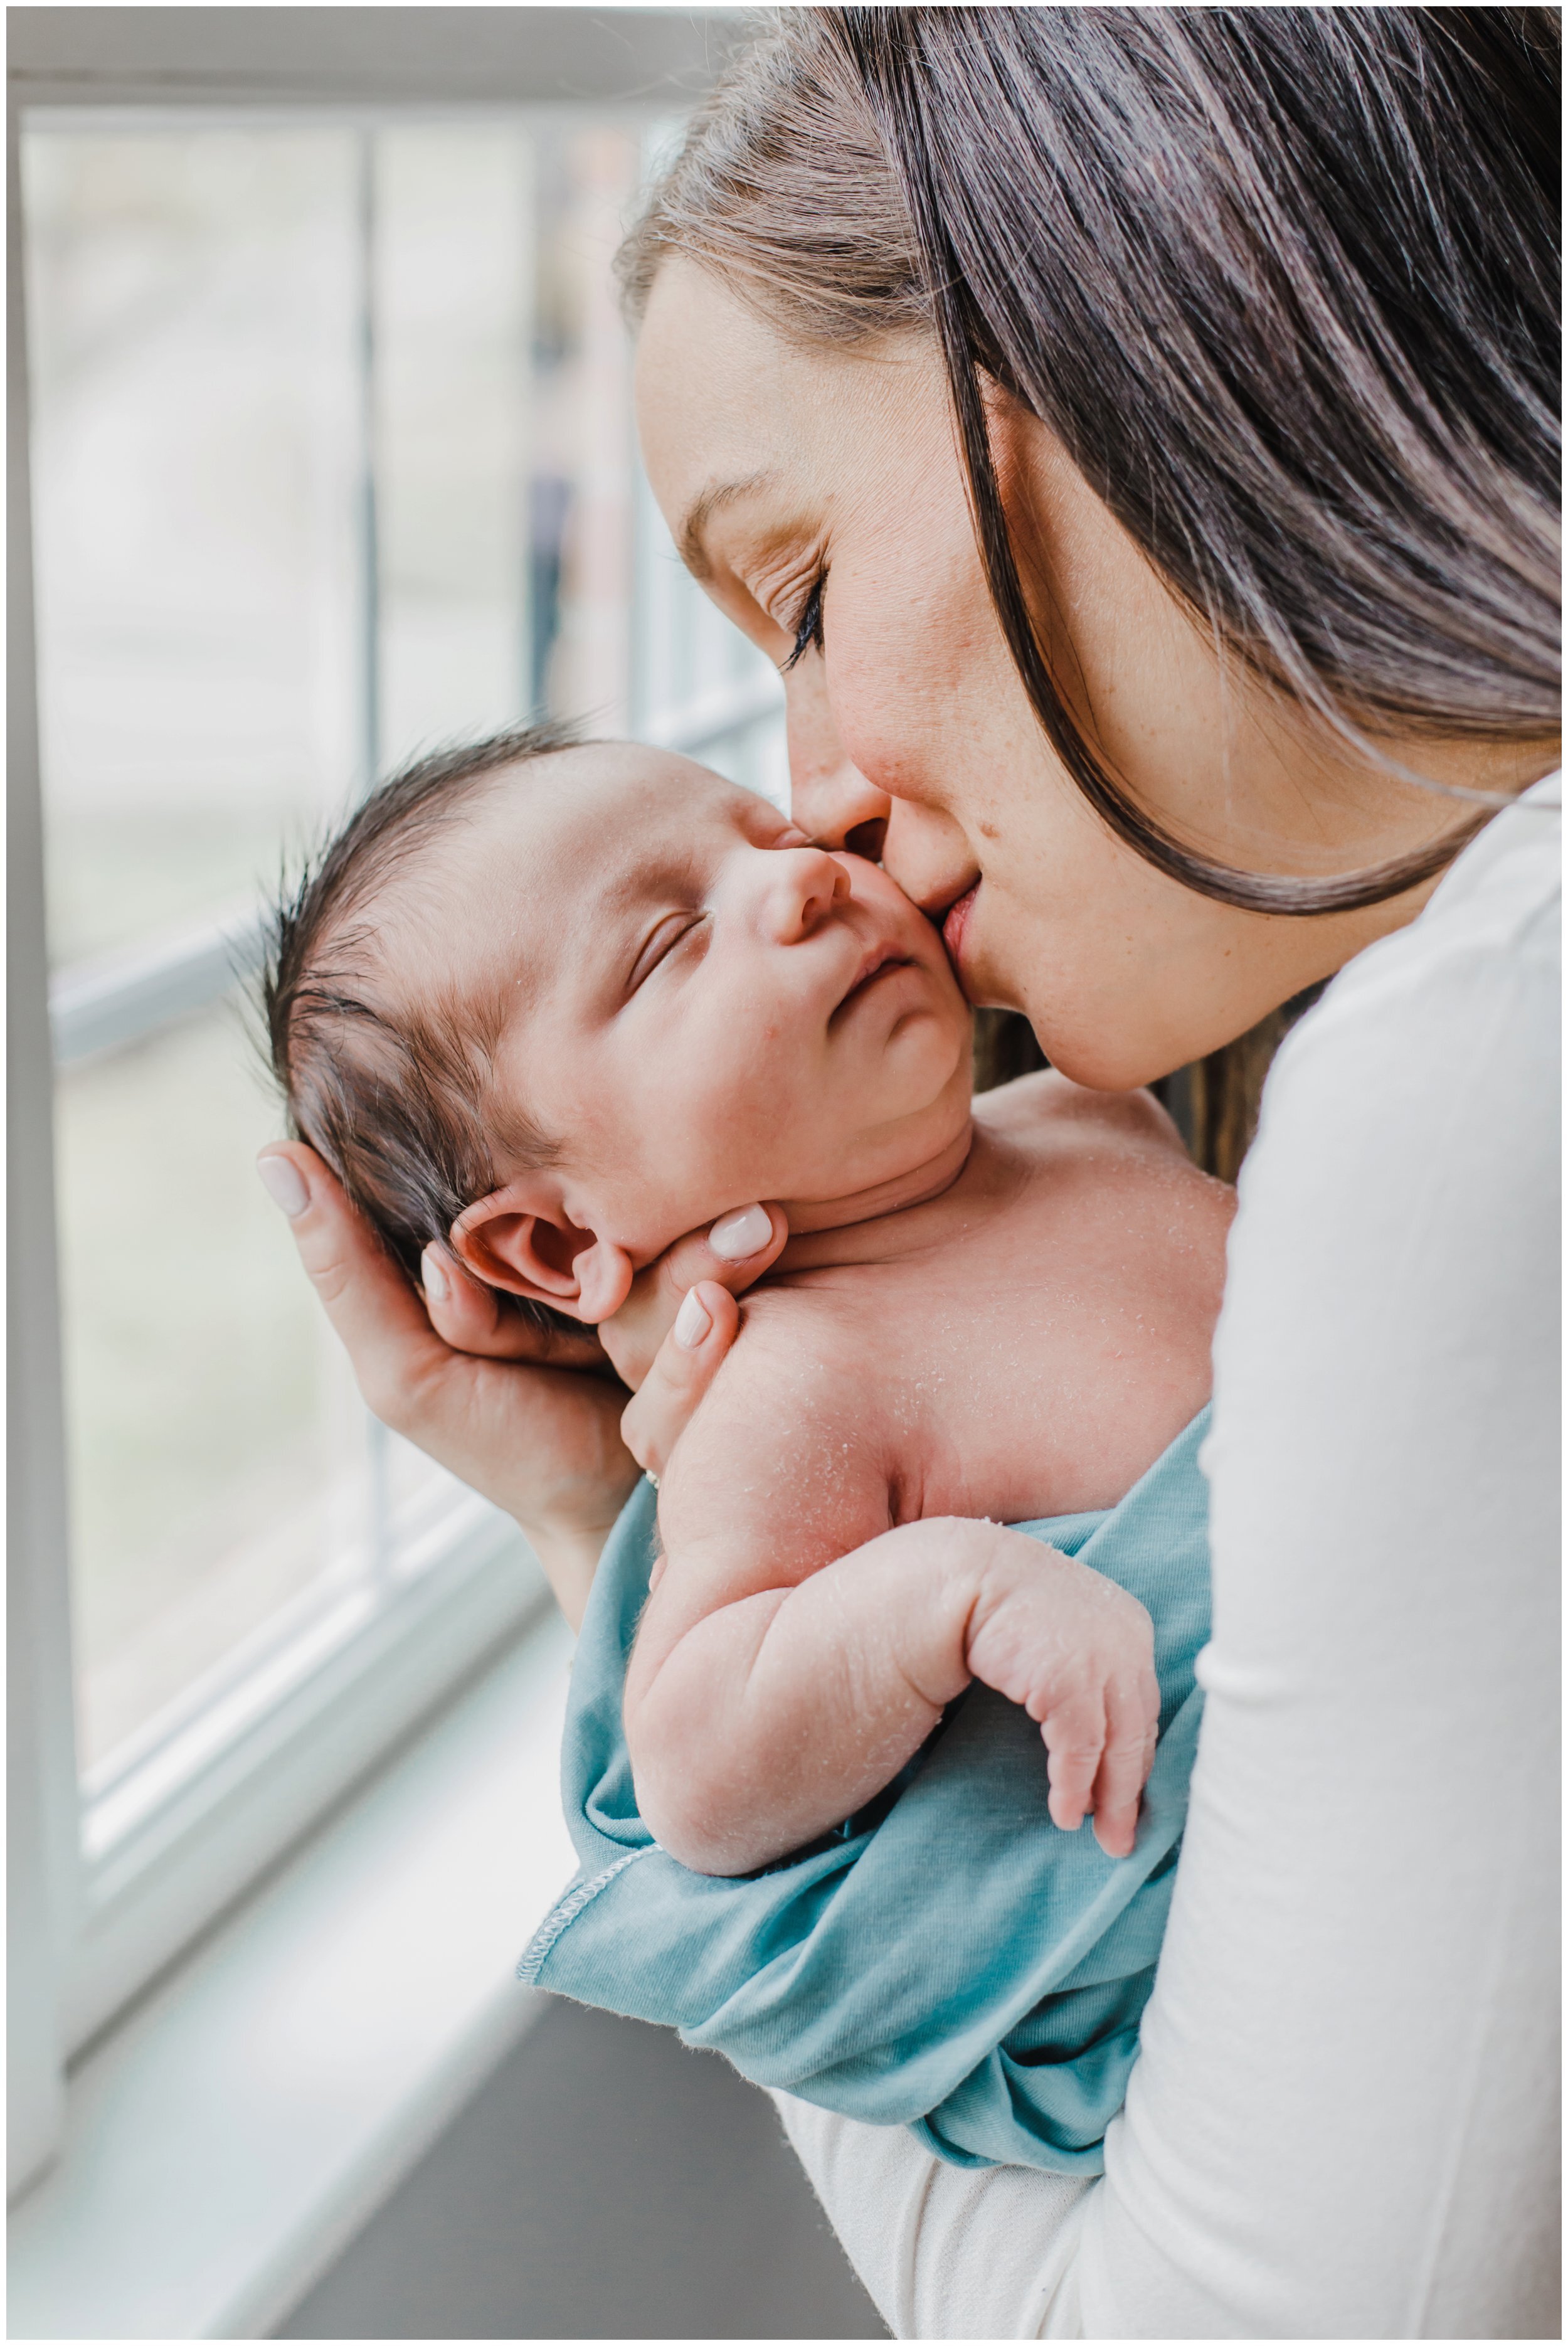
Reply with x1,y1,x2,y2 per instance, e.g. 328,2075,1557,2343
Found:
11,24,889,2335
26,109,781,1787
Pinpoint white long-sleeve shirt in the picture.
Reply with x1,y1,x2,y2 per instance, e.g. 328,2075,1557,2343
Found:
775,780,1561,2339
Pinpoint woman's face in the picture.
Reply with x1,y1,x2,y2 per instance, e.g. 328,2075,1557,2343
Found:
635,262,1477,1088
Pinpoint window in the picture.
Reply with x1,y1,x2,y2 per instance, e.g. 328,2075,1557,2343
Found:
10,14,780,2190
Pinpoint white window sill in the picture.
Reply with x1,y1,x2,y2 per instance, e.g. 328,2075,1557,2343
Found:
9,1608,577,2342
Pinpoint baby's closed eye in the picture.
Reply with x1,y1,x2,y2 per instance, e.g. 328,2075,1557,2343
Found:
626,910,707,994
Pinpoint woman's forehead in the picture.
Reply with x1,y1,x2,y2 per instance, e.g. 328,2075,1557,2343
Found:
635,262,918,519
635,264,803,496
636,262,946,565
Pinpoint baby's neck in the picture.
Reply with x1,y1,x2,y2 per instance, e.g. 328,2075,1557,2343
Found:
775,1117,976,1248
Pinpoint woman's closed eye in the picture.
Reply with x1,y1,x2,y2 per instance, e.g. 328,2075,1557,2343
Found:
626,910,707,994
781,573,826,673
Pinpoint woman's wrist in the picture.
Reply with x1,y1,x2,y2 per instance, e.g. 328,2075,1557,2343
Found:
518,1514,619,1635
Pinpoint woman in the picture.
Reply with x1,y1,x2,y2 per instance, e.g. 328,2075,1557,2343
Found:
258,13,1559,2333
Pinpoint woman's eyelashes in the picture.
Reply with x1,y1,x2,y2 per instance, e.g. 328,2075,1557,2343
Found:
781,574,826,673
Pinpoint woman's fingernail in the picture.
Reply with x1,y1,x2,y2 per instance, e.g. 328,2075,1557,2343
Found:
257,1153,309,1219
674,1289,712,1349
421,1246,450,1305
709,1203,771,1261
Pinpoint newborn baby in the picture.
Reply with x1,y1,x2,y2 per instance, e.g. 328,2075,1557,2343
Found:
267,724,1231,1882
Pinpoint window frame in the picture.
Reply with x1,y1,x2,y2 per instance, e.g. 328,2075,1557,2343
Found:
7,6,770,2200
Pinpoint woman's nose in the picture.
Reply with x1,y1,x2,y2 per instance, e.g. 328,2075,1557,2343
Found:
781,650,969,913
877,797,980,920
784,660,890,859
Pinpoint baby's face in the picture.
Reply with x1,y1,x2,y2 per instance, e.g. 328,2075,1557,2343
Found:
421,746,973,1306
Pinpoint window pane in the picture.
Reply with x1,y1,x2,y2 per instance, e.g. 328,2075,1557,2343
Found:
55,1004,371,1770
24,107,753,1802
532,125,639,730
373,120,643,765
24,129,361,970
375,125,532,764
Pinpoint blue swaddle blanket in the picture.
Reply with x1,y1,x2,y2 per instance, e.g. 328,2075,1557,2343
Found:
521,1408,1211,2175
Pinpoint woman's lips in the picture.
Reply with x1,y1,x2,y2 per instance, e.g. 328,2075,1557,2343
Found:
941,881,980,975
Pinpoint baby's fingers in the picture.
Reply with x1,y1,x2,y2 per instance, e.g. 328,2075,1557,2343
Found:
1039,1689,1106,1837
619,1282,740,1481
1088,1676,1160,1860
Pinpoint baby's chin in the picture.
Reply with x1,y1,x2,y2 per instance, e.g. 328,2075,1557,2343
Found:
617,1045,974,1262
767,1110,978,1232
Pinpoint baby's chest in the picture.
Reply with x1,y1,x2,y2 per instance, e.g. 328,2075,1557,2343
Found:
886,1320,1072,1523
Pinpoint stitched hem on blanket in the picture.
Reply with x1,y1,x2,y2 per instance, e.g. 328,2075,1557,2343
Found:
517,1849,651,1987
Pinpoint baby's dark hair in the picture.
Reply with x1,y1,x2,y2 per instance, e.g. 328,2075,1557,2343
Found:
263,721,583,1308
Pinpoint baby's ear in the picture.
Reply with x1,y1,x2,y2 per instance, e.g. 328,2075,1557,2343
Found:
450,1188,633,1325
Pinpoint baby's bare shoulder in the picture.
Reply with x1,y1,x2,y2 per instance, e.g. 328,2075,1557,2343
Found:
974,1068,1185,1157
710,1288,874,1419
657,1287,897,1575
705,1284,895,1458
974,1071,1234,1300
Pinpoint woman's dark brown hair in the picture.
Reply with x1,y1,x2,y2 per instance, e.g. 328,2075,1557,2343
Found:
621,7,1560,920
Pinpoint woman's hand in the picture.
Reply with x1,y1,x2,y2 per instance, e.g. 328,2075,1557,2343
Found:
614,1277,753,1485
256,1145,779,1620
597,1202,786,1389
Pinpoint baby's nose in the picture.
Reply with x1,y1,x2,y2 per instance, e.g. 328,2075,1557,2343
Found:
765,846,849,941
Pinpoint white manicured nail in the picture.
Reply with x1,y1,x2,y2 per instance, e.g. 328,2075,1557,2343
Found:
257,1154,309,1219
421,1246,450,1305
674,1290,712,1349
709,1204,771,1261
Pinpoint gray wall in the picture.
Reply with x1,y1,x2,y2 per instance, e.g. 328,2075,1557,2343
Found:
275,2000,886,2340
8,7,746,107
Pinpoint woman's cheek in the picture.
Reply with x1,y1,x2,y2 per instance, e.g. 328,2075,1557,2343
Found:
830,591,1009,820
828,648,941,810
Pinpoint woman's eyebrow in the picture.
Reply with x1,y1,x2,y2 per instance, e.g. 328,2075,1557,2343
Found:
677,470,778,580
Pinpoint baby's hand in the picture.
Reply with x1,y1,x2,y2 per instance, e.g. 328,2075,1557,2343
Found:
965,1548,1160,1859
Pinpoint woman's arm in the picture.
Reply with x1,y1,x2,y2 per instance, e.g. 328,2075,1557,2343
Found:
774,817,1561,2337
1071,861,1559,2338
770,2088,1094,2338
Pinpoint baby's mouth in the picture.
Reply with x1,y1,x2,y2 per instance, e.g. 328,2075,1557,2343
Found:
834,942,911,1017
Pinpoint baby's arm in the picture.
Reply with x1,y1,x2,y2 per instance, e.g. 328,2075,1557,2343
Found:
622,1358,1160,1878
